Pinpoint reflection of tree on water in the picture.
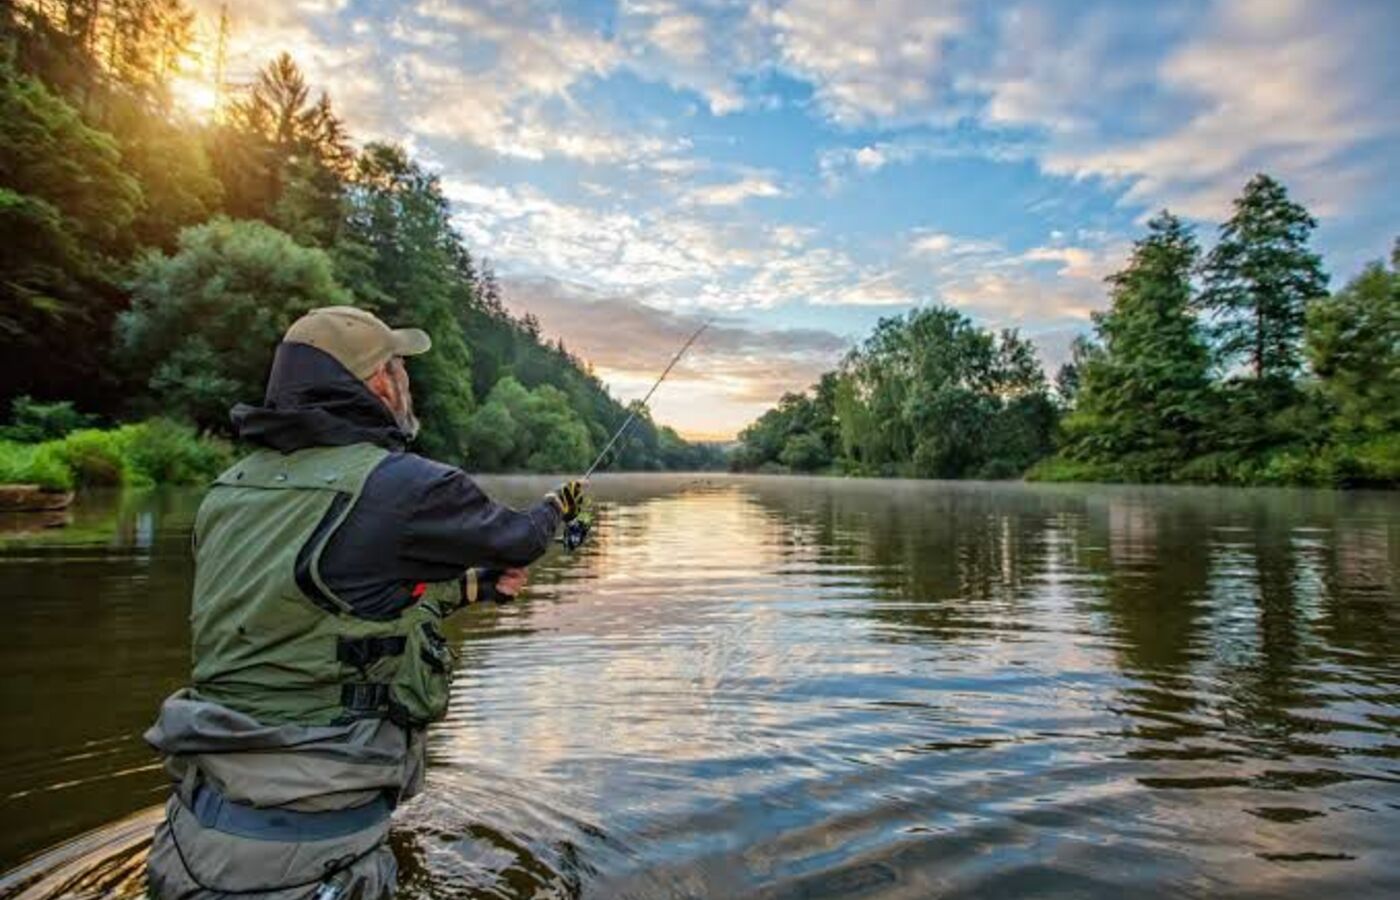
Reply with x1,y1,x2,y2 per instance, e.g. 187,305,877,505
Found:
739,478,1063,644
0,488,202,866
1069,491,1216,744
1316,518,1400,681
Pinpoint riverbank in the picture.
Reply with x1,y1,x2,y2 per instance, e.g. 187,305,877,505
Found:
1027,433,1400,489
0,420,232,497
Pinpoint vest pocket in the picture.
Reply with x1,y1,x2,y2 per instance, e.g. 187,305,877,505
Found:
389,619,454,727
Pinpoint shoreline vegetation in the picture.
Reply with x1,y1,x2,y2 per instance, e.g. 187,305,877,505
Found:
2,3,1394,495
1,2,724,494
730,196,1398,490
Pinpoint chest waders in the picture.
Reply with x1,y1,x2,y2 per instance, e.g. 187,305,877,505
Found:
155,443,456,897
190,443,455,729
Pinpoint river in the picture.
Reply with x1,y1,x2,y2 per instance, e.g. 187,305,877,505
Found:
0,475,1397,898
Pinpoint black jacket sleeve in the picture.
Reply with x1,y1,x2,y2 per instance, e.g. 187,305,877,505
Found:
399,463,561,569
319,452,561,620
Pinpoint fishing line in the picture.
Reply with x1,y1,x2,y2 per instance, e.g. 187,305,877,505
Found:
559,317,713,552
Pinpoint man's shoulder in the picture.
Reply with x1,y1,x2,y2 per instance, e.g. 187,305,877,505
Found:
363,451,475,503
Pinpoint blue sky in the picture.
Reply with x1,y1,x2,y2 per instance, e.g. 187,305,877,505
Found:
186,0,1399,437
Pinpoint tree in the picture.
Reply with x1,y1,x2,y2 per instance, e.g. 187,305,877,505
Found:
0,63,142,413
1063,211,1213,478
1200,174,1328,383
118,217,351,431
1306,242,1400,438
216,53,350,224
337,144,475,463
735,306,1056,479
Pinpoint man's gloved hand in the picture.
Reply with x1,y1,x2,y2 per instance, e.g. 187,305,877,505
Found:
547,479,587,522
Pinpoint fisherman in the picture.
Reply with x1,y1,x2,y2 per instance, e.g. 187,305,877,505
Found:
144,306,585,898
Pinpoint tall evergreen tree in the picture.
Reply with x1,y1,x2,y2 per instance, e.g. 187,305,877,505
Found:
1200,174,1328,382
1064,212,1211,478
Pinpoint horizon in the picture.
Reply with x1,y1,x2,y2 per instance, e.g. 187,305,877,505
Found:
178,0,1399,439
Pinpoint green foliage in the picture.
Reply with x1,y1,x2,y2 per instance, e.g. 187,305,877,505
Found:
54,428,132,486
0,441,74,491
1201,174,1328,380
1,8,720,476
118,418,233,486
462,377,593,473
0,419,228,490
1306,248,1399,438
736,308,1057,479
0,62,142,412
336,145,475,462
118,217,351,431
1200,174,1328,443
0,395,97,442
1062,212,1213,479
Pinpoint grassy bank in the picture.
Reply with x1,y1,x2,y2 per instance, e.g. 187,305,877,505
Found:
1027,434,1400,489
0,419,232,491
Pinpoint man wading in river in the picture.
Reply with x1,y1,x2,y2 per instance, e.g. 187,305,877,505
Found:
144,306,585,898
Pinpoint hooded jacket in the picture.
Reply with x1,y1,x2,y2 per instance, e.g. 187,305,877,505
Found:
230,342,562,619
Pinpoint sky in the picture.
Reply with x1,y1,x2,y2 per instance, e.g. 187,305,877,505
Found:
181,0,1399,439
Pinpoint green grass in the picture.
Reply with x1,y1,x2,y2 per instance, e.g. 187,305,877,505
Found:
0,419,231,490
1024,456,1124,484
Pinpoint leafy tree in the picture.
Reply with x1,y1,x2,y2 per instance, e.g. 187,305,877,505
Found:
780,432,830,472
337,144,475,462
0,63,141,412
1306,242,1399,438
1063,211,1213,478
736,307,1056,479
118,217,351,431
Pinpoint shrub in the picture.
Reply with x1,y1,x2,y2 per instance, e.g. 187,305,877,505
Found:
118,419,232,486
1024,455,1120,483
0,419,231,491
0,441,74,491
0,396,97,442
55,429,131,486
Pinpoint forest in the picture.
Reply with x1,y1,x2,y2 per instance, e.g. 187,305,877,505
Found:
0,0,724,485
732,182,1398,488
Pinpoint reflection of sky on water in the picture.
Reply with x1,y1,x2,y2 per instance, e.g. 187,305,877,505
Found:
2,478,1398,897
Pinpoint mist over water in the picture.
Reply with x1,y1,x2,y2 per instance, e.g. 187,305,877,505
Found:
2,476,1398,898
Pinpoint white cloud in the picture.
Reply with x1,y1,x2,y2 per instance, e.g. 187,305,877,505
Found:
986,0,1400,219
911,231,1002,257
681,176,783,207
766,0,968,126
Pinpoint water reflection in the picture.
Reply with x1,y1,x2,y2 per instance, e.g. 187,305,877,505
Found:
1,477,1398,898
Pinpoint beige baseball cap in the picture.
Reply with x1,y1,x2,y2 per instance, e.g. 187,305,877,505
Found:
283,306,431,379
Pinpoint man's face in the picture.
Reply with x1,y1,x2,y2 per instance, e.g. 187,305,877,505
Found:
381,357,420,440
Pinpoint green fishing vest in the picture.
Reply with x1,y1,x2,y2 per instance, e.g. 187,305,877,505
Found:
189,443,454,728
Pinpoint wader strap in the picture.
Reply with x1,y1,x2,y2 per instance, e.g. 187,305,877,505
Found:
340,682,391,713
336,636,407,671
188,782,392,842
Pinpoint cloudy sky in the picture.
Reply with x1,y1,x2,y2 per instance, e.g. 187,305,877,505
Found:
184,0,1398,438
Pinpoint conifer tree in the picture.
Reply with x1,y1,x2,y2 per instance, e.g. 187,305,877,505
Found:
1200,174,1328,383
1063,211,1210,477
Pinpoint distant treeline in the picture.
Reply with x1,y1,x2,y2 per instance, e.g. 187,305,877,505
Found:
0,1,724,474
734,178,1398,488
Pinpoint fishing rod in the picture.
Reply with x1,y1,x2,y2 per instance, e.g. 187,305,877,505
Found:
560,317,713,551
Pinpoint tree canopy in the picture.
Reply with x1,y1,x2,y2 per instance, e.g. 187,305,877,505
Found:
0,2,724,474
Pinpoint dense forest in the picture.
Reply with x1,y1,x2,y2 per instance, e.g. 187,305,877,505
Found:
0,1,723,477
733,178,1398,488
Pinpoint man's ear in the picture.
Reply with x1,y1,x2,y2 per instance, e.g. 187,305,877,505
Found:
364,362,394,406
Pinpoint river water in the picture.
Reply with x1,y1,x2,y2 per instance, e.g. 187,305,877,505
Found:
0,475,1397,898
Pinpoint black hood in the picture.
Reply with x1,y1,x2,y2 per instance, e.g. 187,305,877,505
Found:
230,342,408,452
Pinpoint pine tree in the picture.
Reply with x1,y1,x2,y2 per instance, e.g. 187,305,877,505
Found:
1200,174,1328,383
1064,211,1212,477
